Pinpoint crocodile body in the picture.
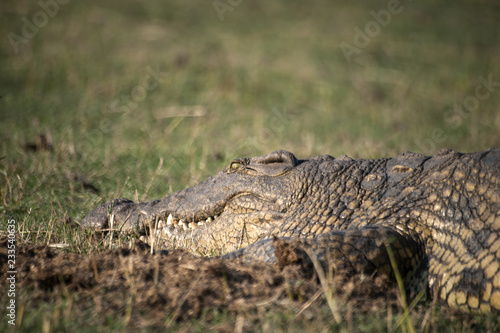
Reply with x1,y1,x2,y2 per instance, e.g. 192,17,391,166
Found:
82,149,500,312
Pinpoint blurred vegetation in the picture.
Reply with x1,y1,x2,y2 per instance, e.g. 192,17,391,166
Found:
0,0,499,330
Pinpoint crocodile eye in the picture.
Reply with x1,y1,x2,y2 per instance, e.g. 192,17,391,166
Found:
230,162,242,170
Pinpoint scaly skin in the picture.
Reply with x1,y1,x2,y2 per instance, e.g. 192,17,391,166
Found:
81,149,500,312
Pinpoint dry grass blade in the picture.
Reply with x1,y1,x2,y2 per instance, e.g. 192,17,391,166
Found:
385,243,415,333
304,248,342,325
48,243,70,248
296,289,323,317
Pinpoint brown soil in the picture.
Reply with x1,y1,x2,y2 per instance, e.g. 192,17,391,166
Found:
0,237,400,329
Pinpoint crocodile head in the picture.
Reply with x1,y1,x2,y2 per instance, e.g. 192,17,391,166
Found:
82,150,309,255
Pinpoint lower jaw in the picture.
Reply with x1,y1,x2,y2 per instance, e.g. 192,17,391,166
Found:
142,210,284,254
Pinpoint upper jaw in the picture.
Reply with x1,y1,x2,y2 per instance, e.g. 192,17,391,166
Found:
149,189,285,231
155,201,284,233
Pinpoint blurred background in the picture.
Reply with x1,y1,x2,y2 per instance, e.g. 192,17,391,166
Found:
1,0,499,224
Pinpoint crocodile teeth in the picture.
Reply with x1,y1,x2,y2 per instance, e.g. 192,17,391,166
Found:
179,220,188,231
164,214,218,230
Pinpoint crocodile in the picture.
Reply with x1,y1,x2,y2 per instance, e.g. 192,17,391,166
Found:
82,149,500,312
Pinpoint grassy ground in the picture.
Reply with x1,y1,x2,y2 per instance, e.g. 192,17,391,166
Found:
1,0,500,331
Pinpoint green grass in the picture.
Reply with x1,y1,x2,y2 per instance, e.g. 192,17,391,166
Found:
1,0,500,330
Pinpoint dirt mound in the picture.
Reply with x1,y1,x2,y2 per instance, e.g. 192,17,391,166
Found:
0,237,398,328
